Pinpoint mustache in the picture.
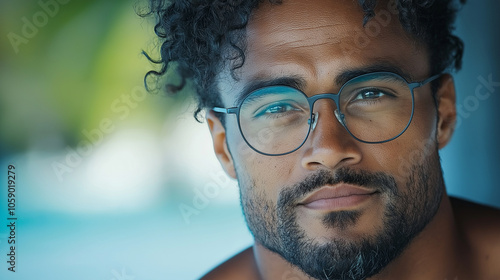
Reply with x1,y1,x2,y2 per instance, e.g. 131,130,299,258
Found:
278,168,398,207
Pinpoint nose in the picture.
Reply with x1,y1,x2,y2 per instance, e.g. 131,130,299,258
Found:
301,100,362,170
309,109,347,133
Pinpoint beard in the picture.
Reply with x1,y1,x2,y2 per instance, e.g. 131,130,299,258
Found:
237,147,445,280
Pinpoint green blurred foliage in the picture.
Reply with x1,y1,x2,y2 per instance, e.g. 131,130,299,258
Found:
0,0,192,153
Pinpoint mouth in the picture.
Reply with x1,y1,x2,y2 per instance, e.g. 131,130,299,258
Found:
297,184,379,211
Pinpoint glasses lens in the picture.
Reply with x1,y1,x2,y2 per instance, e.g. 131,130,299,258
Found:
239,86,311,155
338,72,414,142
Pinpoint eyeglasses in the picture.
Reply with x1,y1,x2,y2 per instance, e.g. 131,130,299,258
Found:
213,72,442,156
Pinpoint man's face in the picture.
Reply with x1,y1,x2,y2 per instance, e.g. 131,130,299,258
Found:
210,0,454,279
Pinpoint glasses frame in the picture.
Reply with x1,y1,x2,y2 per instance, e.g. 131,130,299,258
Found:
213,71,443,156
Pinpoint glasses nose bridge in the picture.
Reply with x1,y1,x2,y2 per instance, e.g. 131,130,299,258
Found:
308,92,341,112
307,92,346,133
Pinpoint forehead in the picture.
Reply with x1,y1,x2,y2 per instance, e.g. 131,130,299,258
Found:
218,0,429,104
248,0,364,48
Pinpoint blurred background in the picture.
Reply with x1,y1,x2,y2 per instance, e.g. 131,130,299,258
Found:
0,0,498,279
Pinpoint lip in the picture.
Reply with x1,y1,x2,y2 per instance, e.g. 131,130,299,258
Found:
298,184,378,211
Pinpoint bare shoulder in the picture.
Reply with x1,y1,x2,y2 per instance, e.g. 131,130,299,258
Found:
200,246,260,280
450,197,500,276
451,196,500,237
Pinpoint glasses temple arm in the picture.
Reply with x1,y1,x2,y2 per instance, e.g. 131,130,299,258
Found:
212,107,238,114
417,72,447,87
406,73,444,90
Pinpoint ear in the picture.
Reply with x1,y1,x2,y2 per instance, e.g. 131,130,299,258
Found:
436,74,457,149
206,110,237,179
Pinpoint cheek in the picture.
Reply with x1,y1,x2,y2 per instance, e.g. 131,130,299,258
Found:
400,102,437,148
361,99,438,184
225,121,300,197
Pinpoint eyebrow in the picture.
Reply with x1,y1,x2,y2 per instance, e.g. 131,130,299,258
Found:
335,63,414,86
234,76,307,106
234,63,415,106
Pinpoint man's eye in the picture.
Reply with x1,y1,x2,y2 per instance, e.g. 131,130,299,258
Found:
266,104,291,113
353,90,386,100
255,103,301,118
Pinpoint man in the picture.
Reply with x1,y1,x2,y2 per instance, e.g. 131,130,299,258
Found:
144,0,500,279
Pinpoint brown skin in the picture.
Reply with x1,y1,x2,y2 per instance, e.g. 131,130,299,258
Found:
202,0,500,279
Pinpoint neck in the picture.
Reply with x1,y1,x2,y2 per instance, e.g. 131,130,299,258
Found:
253,193,474,280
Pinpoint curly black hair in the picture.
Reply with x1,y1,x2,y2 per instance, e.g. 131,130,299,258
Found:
141,0,465,121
